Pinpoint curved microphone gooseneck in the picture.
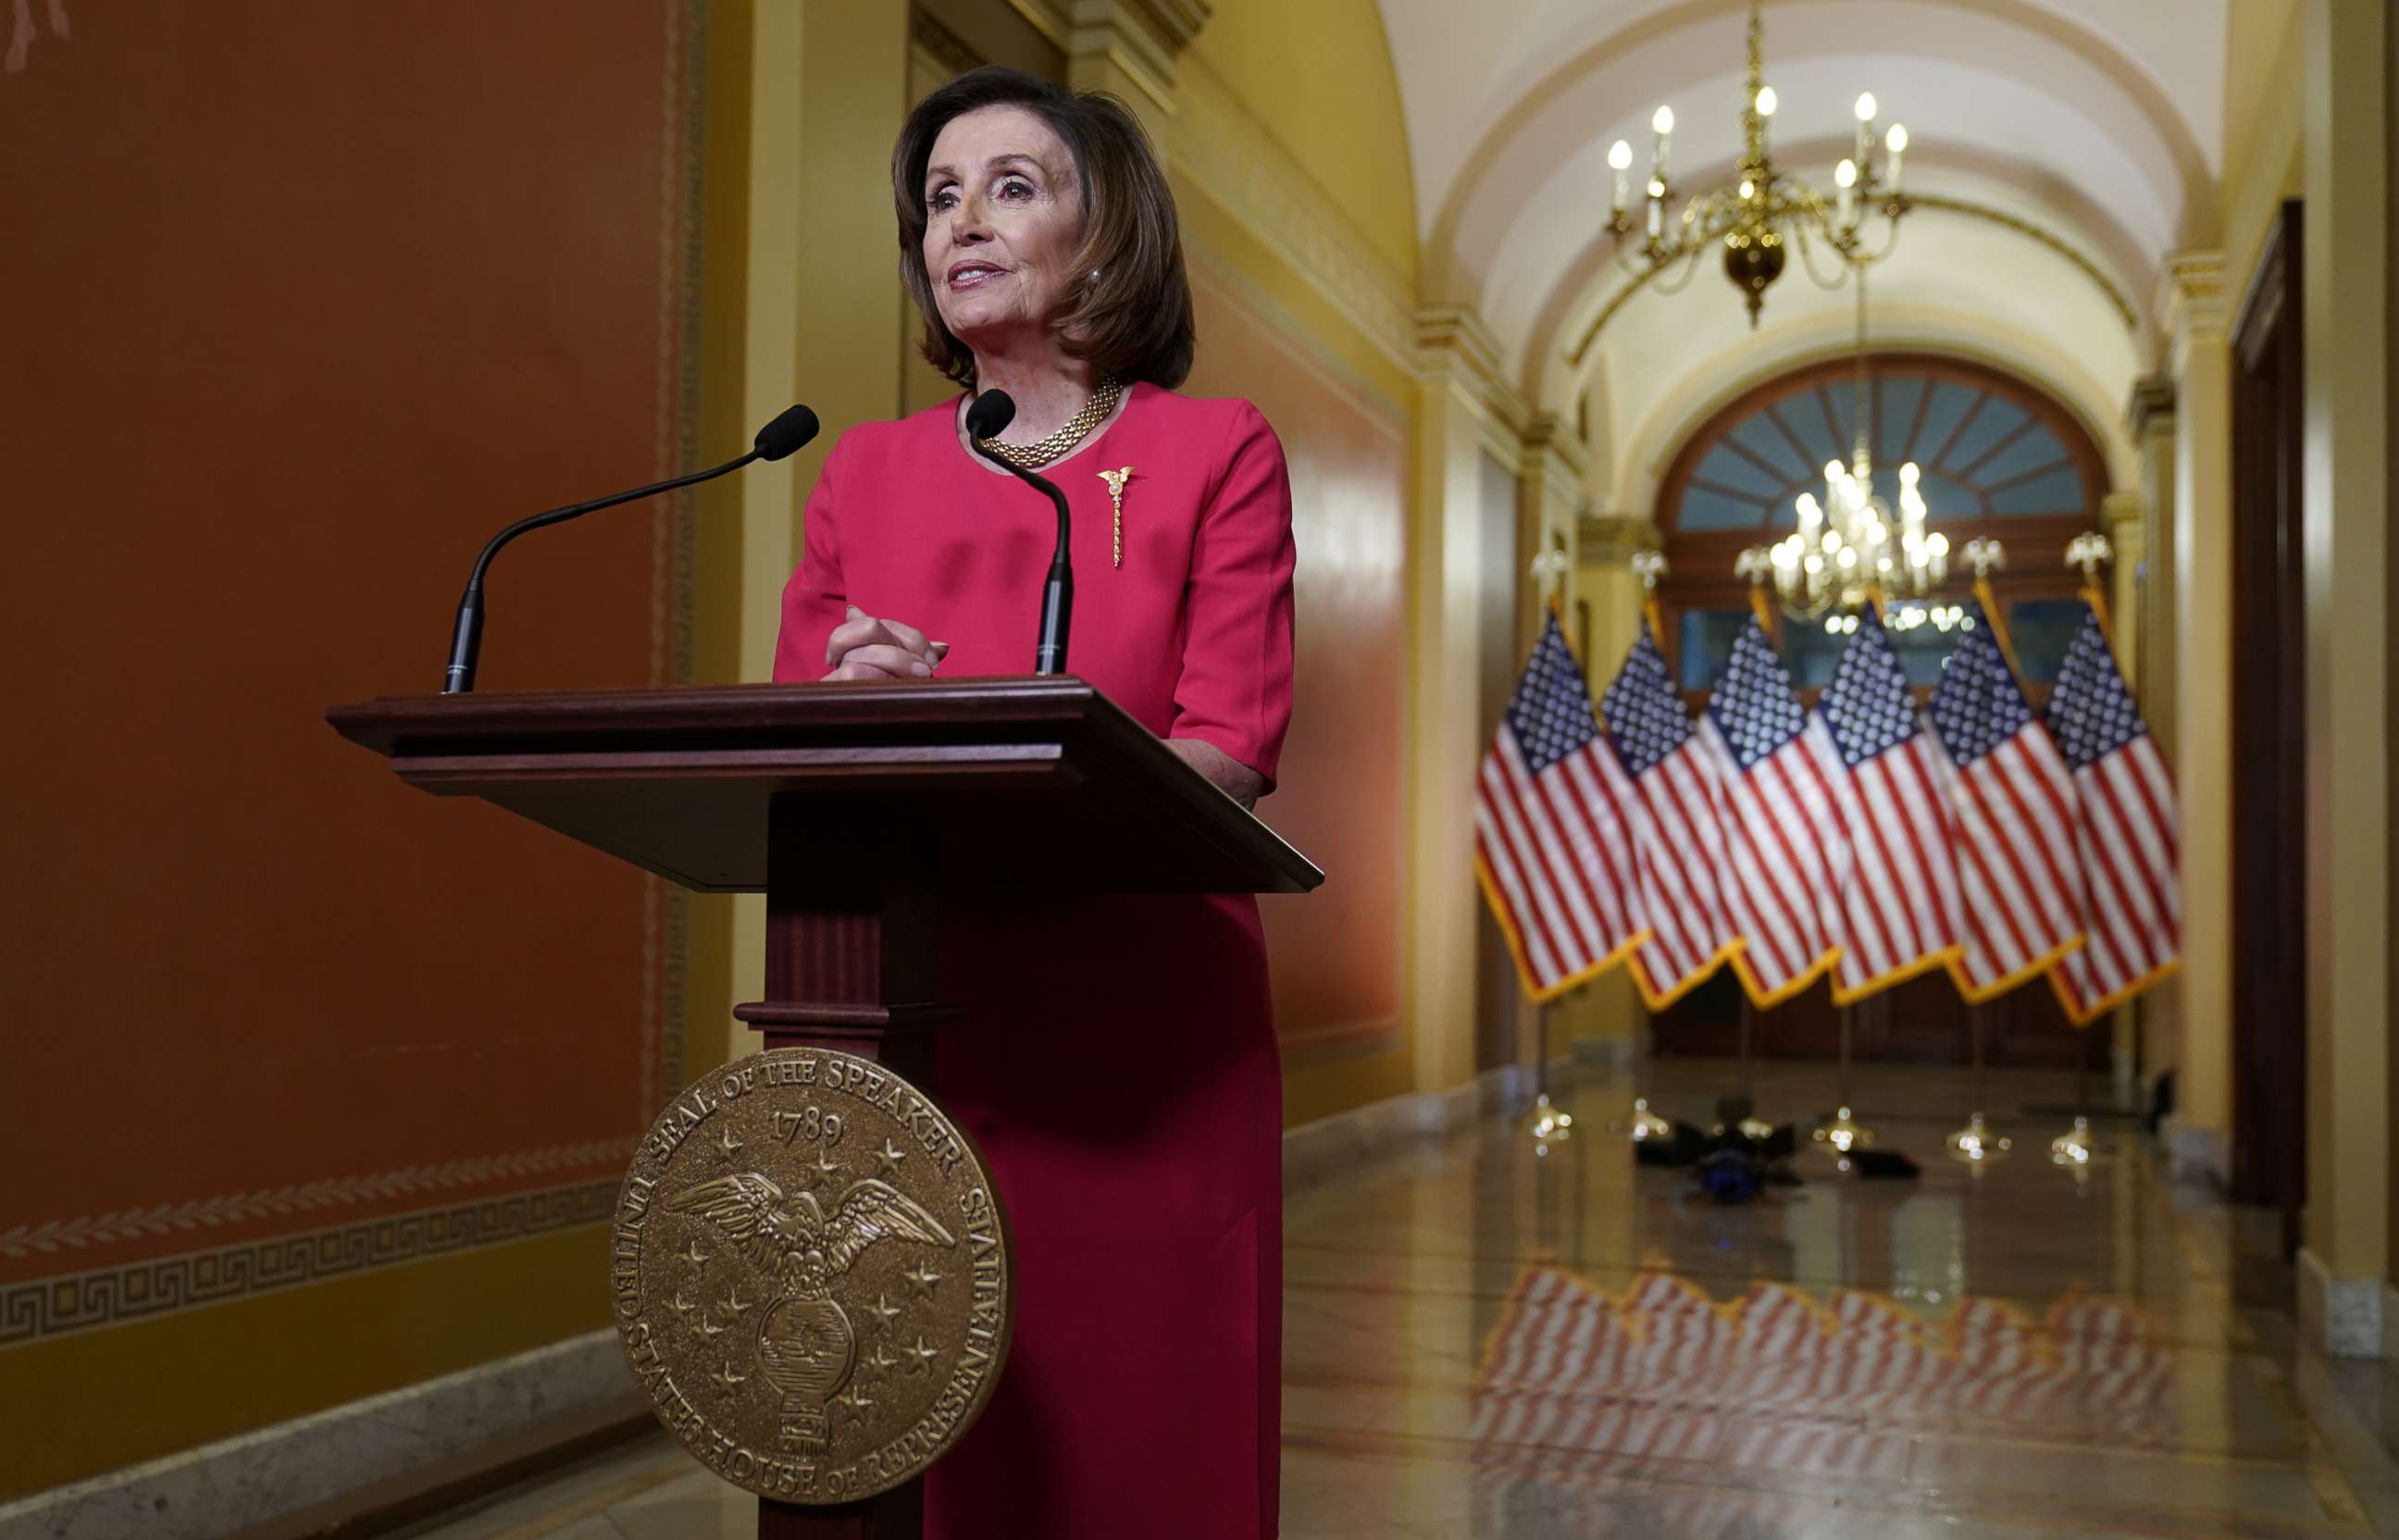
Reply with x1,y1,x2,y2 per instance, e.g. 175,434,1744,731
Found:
441,404,820,694
963,391,1073,677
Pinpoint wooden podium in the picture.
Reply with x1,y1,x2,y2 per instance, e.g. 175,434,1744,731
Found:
328,677,1322,1538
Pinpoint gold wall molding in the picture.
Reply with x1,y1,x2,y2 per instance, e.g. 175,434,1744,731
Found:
1,1180,620,1348
1520,409,1590,489
1419,304,1532,456
2123,371,2175,441
1167,55,1420,382
640,0,706,1127
0,1138,635,1263
1010,0,1209,115
2154,249,2228,350
911,6,984,79
1578,513,1665,562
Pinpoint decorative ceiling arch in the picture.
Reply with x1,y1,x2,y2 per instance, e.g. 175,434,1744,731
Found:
1418,0,2215,287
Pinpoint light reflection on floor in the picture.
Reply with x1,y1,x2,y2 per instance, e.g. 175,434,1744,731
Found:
396,1062,2399,1539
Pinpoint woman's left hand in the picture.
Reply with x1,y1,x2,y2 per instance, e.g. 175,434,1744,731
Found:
1167,737,1264,811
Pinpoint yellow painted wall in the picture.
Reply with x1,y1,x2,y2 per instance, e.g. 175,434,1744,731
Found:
2194,0,2393,1298
1187,0,1420,289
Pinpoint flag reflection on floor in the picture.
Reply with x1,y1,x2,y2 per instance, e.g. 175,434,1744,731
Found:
1469,1263,2173,1520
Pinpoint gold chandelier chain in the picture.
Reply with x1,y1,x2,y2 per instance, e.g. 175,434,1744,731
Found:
975,377,1124,470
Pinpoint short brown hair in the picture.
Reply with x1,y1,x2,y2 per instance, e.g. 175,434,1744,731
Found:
893,67,1195,390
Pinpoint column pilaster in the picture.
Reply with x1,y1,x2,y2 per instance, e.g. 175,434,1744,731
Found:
2156,249,2232,1187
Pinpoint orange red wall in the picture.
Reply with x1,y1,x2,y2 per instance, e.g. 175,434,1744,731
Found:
0,0,695,1493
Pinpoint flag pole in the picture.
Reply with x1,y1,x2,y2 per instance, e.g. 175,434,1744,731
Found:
1618,550,1675,1149
1946,1000,2012,1163
1520,996,1572,1145
2049,532,2116,1173
1519,545,1578,1149
1815,999,1874,1159
1732,992,1773,1141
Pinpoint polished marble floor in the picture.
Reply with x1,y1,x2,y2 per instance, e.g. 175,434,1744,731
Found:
394,1062,2399,1539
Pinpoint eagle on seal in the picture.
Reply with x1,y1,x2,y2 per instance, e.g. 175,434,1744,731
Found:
665,1171,954,1300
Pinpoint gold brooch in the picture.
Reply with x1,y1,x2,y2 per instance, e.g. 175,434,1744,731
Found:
1098,466,1134,569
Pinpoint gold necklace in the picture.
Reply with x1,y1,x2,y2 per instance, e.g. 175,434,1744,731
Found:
974,377,1123,470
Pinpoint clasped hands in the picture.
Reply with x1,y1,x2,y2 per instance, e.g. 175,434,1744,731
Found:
823,604,949,681
821,604,1263,808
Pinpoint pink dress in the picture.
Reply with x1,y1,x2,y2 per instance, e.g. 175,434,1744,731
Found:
774,382,1295,1538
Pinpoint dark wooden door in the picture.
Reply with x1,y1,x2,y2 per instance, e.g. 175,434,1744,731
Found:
2229,202,2306,1253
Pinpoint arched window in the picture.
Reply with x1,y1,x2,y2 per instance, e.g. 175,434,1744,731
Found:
1652,353,2108,699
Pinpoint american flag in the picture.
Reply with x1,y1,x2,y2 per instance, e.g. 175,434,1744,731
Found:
1597,624,1741,1007
1697,617,1845,1004
2045,604,2181,1022
1925,602,2083,1000
1473,614,1645,999
1815,607,1964,1001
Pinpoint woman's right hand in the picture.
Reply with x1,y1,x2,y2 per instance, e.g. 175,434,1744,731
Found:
824,604,949,681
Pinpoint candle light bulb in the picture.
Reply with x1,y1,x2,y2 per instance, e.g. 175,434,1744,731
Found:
1755,85,1777,118
1899,460,1920,484
1835,158,1858,188
1609,139,1634,170
1886,123,1909,154
1652,105,1675,135
1854,92,1878,122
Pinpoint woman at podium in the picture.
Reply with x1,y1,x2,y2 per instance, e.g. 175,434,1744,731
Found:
774,66,1296,1540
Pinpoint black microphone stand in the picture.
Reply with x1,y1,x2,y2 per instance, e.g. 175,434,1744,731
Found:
441,405,817,694
964,392,1074,676
443,455,756,694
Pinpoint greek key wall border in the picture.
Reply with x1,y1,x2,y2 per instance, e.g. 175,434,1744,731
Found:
1,1179,620,1349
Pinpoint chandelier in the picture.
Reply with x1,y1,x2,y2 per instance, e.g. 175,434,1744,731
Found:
1736,274,1948,618
1607,0,1908,326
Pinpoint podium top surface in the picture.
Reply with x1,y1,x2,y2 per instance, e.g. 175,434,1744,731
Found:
328,677,1324,896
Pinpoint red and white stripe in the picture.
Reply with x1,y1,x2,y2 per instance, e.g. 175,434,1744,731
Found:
1596,738,1742,1008
1820,720,1964,1001
2053,731,2181,1022
1474,726,1643,998
1699,714,1846,1003
1933,719,2085,1000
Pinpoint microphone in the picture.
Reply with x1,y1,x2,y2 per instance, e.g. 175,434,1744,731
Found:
964,391,1073,677
441,405,820,693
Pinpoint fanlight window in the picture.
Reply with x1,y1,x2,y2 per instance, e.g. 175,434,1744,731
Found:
1665,354,2100,534
1654,354,2108,697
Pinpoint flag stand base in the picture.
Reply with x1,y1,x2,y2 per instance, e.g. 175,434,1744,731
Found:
1812,1004,1879,1156
1945,1112,2013,1163
2048,1113,2100,1168
1521,1092,1574,1143
1813,1105,1876,1155
1621,1096,1672,1144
